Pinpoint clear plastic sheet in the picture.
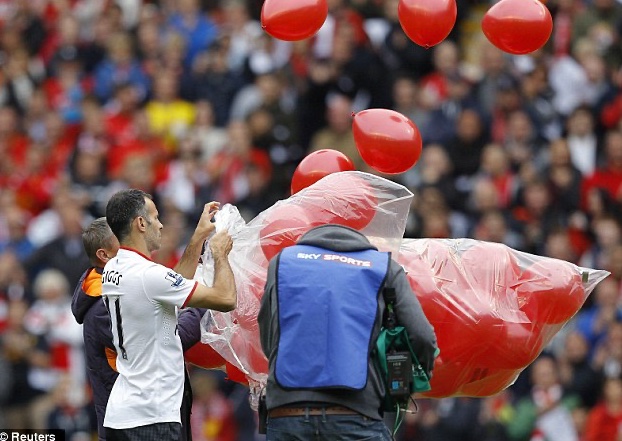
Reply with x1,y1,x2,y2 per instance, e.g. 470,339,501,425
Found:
192,171,610,403
398,238,609,398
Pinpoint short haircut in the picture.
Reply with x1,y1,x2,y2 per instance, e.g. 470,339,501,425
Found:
82,217,115,266
106,189,151,243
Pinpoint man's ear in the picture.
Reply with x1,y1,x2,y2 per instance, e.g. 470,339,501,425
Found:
96,248,110,264
135,216,146,232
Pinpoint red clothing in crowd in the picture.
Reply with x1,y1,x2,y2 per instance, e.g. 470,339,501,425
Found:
190,392,237,441
584,403,622,441
581,167,622,209
601,94,622,130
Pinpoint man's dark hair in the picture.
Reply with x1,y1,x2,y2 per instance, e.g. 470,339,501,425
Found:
82,217,115,266
106,189,151,243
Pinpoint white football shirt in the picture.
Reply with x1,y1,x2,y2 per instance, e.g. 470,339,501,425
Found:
101,247,198,429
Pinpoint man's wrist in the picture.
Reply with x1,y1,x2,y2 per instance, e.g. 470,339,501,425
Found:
212,253,229,263
190,230,211,247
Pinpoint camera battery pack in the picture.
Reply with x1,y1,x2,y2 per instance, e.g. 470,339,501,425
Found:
386,351,412,399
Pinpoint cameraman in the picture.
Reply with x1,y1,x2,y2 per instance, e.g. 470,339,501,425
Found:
258,224,438,440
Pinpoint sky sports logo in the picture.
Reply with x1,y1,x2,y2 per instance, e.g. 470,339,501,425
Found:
0,431,64,441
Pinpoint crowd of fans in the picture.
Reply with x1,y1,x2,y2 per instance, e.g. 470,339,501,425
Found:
0,0,622,439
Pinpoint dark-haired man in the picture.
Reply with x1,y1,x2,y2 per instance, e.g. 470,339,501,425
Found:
102,189,236,441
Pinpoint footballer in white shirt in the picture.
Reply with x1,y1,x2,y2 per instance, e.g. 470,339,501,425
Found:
102,189,236,441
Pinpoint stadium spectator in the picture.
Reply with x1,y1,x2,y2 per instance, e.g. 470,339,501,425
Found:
309,93,365,169
165,0,219,69
92,32,150,104
145,68,196,154
543,138,584,215
190,369,238,441
592,320,622,379
23,268,84,429
558,330,604,408
583,375,622,441
506,355,581,441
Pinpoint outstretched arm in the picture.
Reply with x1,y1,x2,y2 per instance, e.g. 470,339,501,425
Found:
174,202,219,278
185,231,237,311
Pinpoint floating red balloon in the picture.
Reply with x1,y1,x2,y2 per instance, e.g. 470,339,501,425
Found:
184,342,226,370
352,109,422,175
481,0,553,55
398,0,457,48
259,203,316,261
517,260,585,324
291,149,355,195
261,0,328,41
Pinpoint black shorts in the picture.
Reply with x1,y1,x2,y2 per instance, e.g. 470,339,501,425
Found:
106,422,182,441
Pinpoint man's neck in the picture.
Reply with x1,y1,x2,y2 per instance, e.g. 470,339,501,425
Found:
121,238,150,256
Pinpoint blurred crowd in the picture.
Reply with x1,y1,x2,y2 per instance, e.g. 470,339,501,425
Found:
0,0,622,439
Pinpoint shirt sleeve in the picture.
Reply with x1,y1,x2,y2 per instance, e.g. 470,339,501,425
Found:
143,264,198,308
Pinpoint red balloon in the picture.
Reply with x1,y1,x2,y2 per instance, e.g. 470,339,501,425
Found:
398,246,445,320
398,0,457,48
259,203,316,261
517,260,585,324
352,109,422,175
231,330,268,375
434,297,504,364
291,149,355,195
459,368,519,397
301,173,377,230
482,0,553,55
461,242,522,312
184,342,226,370
483,321,545,370
400,241,503,363
261,0,328,41
225,362,249,385
421,240,470,292
423,357,464,398
247,272,267,302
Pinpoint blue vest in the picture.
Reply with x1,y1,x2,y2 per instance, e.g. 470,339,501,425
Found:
275,244,390,390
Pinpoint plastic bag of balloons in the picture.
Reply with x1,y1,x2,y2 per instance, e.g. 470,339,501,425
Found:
190,171,610,402
397,238,610,398
194,172,415,404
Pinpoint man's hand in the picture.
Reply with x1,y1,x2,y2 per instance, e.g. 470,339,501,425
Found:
174,201,220,278
209,230,233,258
186,230,237,311
195,202,220,241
